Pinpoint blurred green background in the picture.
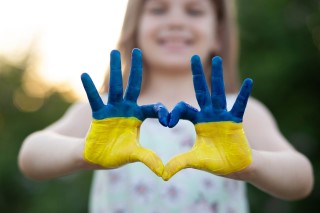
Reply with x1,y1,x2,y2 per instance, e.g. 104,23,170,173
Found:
0,0,319,212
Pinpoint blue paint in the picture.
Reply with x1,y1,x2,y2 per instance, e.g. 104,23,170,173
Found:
169,55,253,127
81,48,169,126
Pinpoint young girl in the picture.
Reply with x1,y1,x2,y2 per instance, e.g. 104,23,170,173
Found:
18,0,313,212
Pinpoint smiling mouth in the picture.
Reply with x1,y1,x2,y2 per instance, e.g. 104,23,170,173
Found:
158,37,193,49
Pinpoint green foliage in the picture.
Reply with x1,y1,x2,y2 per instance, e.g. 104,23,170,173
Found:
0,59,92,212
238,0,320,212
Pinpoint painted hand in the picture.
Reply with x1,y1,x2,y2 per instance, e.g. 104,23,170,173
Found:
162,56,253,180
81,49,168,177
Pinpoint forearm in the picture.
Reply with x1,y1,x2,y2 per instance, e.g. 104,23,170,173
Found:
231,149,314,200
18,130,97,180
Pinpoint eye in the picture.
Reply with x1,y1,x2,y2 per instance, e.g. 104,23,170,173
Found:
187,8,205,16
145,3,167,15
150,7,166,15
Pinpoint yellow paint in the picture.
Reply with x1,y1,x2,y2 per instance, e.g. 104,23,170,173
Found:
84,117,164,177
163,121,252,180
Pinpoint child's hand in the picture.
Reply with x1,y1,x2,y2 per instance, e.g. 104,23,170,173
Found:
162,56,253,181
81,49,168,177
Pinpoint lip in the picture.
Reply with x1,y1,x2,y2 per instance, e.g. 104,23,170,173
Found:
157,37,193,51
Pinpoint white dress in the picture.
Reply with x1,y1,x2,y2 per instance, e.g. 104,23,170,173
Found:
89,95,250,213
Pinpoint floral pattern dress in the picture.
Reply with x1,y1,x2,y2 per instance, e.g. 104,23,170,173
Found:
89,95,250,213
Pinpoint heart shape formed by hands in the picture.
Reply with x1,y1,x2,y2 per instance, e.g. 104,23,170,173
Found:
81,48,253,181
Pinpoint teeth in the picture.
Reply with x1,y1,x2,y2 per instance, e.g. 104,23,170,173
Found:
157,36,193,50
165,40,185,45
159,38,189,46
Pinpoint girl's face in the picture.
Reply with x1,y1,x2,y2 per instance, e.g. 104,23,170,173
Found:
138,0,219,73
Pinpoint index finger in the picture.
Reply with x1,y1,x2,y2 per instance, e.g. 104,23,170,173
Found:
191,55,212,110
108,50,123,104
124,48,143,103
211,56,227,111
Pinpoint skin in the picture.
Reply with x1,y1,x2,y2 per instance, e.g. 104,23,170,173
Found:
18,0,313,200
138,0,219,74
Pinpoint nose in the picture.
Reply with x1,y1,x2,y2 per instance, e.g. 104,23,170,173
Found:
165,8,187,30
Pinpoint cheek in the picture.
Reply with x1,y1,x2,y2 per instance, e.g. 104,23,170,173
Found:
137,18,157,48
194,21,218,54
197,19,216,41
137,21,147,48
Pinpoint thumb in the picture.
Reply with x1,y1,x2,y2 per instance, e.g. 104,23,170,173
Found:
162,151,194,181
131,147,164,177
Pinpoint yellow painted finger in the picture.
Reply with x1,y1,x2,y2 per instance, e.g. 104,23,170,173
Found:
162,151,194,181
132,147,164,177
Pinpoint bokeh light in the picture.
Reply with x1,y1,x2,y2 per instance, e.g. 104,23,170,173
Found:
0,0,128,99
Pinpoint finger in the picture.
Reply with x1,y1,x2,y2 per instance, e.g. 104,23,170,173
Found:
230,78,253,120
162,151,193,181
124,48,143,103
141,103,169,127
81,73,104,112
108,50,123,104
191,55,212,110
169,102,198,128
132,147,164,177
211,56,227,110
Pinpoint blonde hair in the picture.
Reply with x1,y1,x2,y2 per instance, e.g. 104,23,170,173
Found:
102,0,240,94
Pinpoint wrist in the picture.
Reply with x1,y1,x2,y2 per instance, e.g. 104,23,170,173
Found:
73,138,101,170
225,149,259,181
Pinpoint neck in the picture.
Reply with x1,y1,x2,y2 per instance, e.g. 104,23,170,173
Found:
139,67,198,110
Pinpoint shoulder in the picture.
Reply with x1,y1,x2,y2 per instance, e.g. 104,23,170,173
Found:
244,97,276,125
227,94,273,119
242,96,294,151
46,101,92,138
